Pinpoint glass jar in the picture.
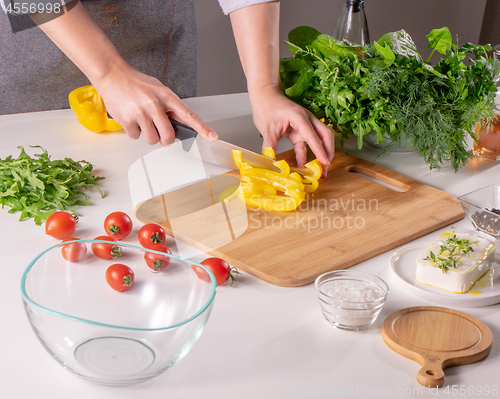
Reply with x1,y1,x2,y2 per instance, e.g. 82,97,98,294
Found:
473,115,500,161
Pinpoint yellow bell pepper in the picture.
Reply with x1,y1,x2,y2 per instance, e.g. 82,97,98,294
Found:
261,147,323,193
302,176,319,193
68,85,122,133
293,159,323,180
240,168,305,191
236,183,302,212
262,147,322,179
262,147,276,160
230,147,324,212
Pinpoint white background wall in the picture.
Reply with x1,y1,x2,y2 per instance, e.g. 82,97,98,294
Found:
194,0,489,97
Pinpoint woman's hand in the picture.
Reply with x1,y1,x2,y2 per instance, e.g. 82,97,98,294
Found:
229,3,334,176
34,1,216,146
95,61,218,146
250,84,335,175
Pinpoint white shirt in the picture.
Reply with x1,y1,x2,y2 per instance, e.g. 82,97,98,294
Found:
218,0,277,15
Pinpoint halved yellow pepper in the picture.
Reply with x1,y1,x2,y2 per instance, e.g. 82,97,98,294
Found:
68,85,122,133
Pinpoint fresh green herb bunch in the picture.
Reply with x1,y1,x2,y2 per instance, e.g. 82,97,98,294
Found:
280,27,395,150
0,146,104,225
280,26,499,171
424,230,477,273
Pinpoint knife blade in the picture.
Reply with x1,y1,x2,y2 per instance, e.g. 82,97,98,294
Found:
171,119,279,172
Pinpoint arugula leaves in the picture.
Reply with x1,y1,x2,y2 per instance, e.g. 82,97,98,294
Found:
0,146,104,225
280,26,498,171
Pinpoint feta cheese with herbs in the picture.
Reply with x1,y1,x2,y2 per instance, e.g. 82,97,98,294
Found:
415,233,496,293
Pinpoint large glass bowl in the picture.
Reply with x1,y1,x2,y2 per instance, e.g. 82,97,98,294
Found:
21,240,217,386
457,184,500,239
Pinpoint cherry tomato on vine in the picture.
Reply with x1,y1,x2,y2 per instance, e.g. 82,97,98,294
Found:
45,211,77,239
61,237,87,262
91,235,122,259
191,257,240,286
138,223,166,248
105,264,134,292
144,244,172,272
104,211,133,241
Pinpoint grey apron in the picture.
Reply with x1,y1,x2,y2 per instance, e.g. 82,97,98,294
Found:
0,0,197,114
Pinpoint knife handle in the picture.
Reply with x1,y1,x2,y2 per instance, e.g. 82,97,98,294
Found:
170,119,198,152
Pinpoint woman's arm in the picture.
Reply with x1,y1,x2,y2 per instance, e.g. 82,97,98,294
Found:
229,1,334,175
30,1,217,145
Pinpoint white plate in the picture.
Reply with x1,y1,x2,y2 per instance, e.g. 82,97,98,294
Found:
389,243,500,307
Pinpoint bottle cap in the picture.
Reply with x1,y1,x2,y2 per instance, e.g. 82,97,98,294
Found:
346,0,364,12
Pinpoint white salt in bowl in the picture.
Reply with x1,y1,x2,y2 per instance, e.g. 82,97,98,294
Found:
315,270,389,330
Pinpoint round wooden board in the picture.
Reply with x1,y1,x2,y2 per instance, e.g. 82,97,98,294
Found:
382,306,493,388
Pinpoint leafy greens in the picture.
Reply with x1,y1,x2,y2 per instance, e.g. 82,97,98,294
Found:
280,26,499,171
0,146,104,225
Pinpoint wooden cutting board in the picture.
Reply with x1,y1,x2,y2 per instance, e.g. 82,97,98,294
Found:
382,306,493,388
134,149,464,286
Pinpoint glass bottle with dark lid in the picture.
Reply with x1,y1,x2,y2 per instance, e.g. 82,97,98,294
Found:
334,0,370,45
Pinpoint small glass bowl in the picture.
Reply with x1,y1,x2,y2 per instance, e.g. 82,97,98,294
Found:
21,240,217,387
315,270,389,330
457,184,500,239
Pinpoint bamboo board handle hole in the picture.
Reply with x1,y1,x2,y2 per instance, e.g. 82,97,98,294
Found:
417,365,445,387
345,165,411,193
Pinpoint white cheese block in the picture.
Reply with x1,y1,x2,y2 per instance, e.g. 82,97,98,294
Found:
415,233,496,293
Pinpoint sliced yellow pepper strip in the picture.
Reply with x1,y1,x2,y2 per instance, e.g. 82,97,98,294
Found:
241,168,305,191
237,186,302,212
289,172,302,182
273,159,290,176
218,185,240,202
247,182,277,195
238,182,276,197
262,147,276,160
293,159,323,180
263,146,323,188
231,147,323,212
69,85,122,133
231,150,245,169
302,176,319,193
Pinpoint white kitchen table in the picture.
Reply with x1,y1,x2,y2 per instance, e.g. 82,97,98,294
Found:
1,93,500,399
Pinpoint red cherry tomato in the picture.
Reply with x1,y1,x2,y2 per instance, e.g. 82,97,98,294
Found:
91,235,122,259
138,223,166,248
144,244,172,272
105,264,134,292
61,237,87,262
104,211,133,241
45,211,77,239
191,257,240,286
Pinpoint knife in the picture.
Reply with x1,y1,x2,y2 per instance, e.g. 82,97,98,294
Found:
171,119,279,172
